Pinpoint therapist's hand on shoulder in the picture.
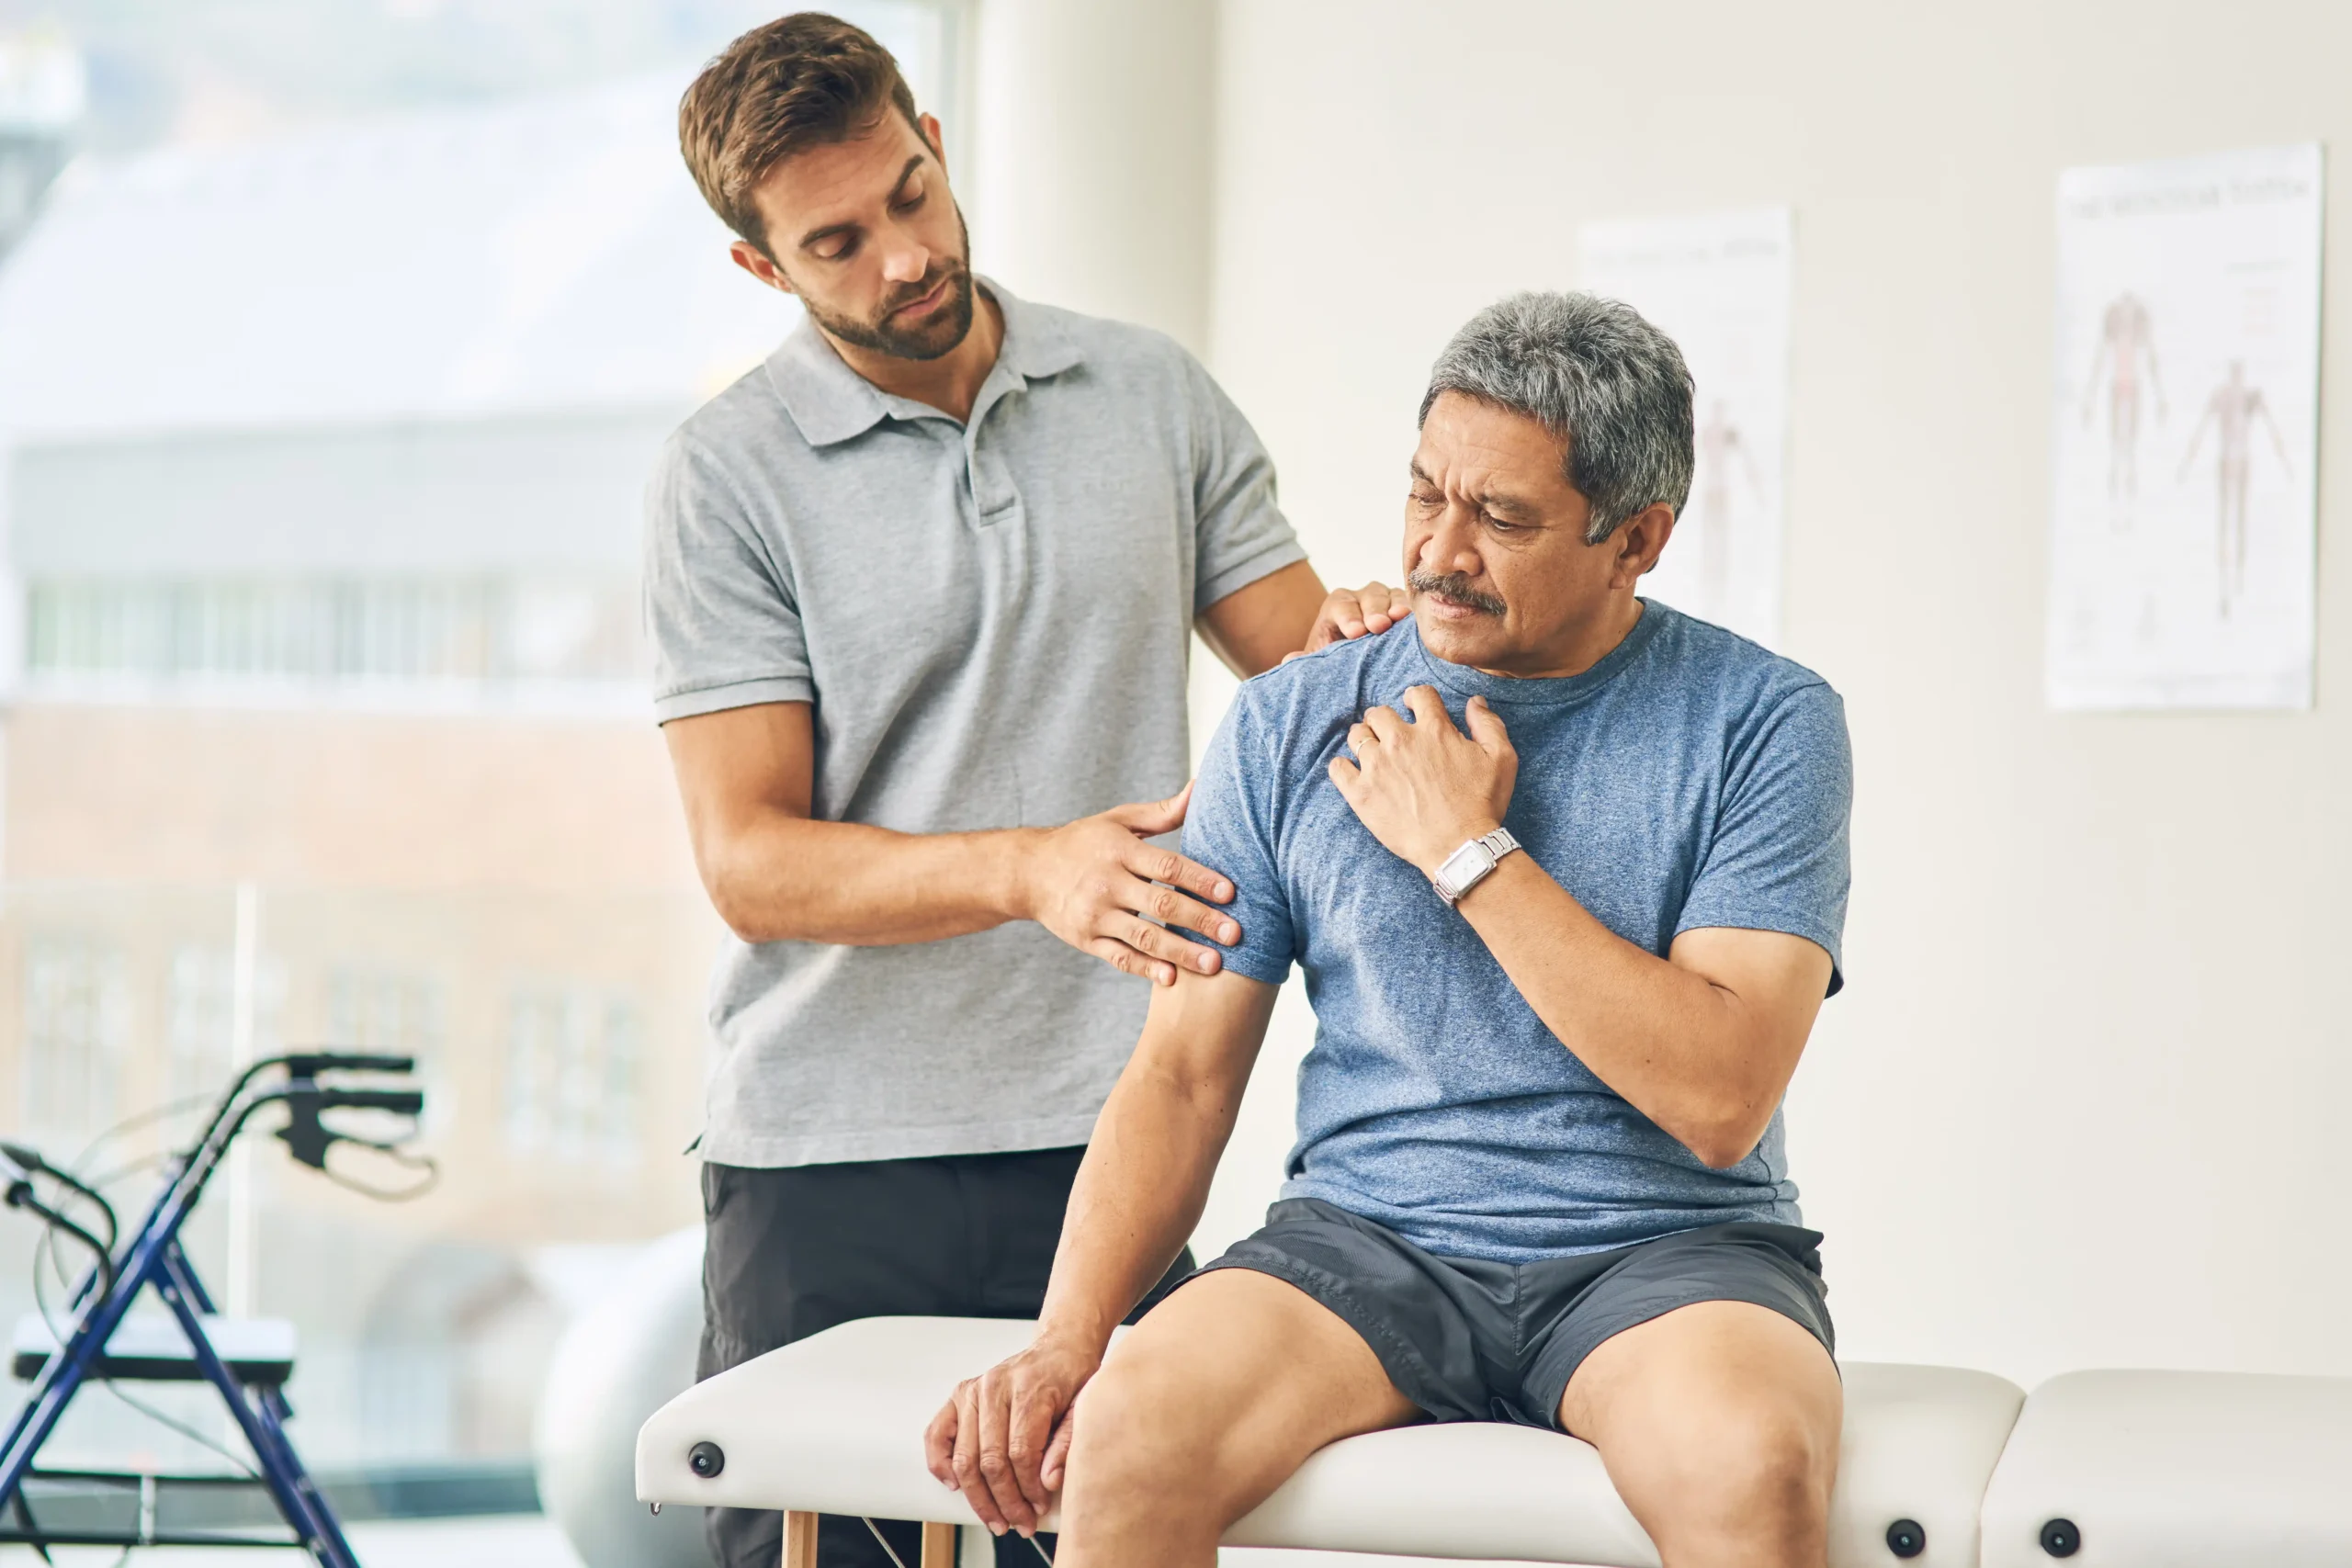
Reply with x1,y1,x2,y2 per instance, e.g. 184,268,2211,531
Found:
1028,592,1407,986
1292,579,1412,661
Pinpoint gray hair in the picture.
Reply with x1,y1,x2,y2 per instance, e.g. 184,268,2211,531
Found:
1419,291,1696,544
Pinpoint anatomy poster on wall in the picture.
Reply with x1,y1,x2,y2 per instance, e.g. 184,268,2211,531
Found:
1579,208,1792,648
2047,143,2324,710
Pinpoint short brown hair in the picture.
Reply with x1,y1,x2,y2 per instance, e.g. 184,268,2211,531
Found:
679,13,923,252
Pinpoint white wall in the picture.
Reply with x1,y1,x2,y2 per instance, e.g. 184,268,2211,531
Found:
968,0,1216,355
1195,0,2352,1389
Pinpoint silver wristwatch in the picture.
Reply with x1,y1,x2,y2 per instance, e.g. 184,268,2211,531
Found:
1430,827,1521,908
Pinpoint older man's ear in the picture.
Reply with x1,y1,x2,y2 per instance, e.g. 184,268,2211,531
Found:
1610,503,1680,588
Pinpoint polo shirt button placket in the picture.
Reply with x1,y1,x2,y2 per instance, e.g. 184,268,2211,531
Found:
967,444,1022,533
961,431,1030,651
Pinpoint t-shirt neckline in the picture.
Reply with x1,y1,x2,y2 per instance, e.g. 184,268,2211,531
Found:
1408,599,1665,706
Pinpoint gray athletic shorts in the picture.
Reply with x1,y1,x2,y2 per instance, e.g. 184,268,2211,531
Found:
1194,1198,1834,1429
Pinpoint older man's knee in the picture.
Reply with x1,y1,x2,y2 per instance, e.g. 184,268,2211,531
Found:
1060,1346,1224,1523
1652,1397,1835,1549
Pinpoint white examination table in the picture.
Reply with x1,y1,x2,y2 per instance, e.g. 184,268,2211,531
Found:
636,1315,2030,1567
1978,1368,2352,1568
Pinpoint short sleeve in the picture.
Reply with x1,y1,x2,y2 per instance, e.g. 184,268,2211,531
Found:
1180,690,1297,985
1674,682,1853,996
642,434,815,724
1183,355,1306,614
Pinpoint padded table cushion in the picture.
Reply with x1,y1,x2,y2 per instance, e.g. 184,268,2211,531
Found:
1979,1368,2352,1568
639,1315,2023,1566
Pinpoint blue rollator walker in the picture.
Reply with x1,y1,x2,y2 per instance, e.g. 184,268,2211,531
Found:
0,1053,427,1563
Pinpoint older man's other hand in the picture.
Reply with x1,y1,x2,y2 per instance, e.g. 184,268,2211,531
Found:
923,1333,1102,1538
1329,685,1518,875
1291,580,1411,661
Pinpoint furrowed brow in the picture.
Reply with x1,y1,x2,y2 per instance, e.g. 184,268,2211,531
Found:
1476,489,1542,521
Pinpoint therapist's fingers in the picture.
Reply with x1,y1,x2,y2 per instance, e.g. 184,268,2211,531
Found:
1119,858,1240,943
1117,917,1225,980
1088,936,1179,987
1114,832,1234,908
1307,582,1408,650
1035,801,1237,986
1346,581,1404,634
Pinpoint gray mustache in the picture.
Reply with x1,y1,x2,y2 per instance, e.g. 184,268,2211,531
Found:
1408,571,1506,616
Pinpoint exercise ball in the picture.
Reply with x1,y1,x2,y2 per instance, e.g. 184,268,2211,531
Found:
534,1226,715,1568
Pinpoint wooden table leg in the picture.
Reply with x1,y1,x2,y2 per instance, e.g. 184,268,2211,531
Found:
920,1521,956,1568
783,1510,819,1568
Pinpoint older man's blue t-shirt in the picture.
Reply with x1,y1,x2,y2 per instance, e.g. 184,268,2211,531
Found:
1183,603,1850,1264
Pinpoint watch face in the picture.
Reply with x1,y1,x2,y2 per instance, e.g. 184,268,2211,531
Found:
1439,841,1492,892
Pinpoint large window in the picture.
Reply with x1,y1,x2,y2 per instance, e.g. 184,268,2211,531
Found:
0,0,968,1551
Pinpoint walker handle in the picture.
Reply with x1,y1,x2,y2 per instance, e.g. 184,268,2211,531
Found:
284,1053,417,1077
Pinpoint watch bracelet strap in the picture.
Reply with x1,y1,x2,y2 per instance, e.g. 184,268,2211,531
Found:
1437,826,1521,905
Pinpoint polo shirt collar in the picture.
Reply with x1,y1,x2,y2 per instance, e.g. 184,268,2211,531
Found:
764,276,1081,447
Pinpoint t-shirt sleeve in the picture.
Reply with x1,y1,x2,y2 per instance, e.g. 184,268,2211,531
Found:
1674,682,1853,996
1179,689,1297,985
1183,353,1306,615
642,434,815,724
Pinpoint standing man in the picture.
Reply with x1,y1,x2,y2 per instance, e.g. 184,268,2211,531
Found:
648,16,1398,1568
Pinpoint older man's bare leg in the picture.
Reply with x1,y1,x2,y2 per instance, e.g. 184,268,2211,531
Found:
1560,1301,1842,1568
1054,1267,1419,1568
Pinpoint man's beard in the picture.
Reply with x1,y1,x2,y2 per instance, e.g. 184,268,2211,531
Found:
797,205,978,362
1408,570,1507,617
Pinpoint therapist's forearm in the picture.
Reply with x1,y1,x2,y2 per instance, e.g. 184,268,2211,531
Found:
665,702,1241,982
695,808,1033,946
1196,559,1329,677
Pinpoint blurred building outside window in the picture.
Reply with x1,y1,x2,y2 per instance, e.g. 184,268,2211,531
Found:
166,941,286,1105
327,965,452,1136
19,933,130,1140
26,576,648,686
503,985,643,1168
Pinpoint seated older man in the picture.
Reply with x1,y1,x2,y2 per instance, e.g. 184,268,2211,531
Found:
925,293,1853,1568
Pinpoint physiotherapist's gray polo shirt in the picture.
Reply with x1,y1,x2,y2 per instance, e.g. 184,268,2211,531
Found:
644,281,1305,1168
